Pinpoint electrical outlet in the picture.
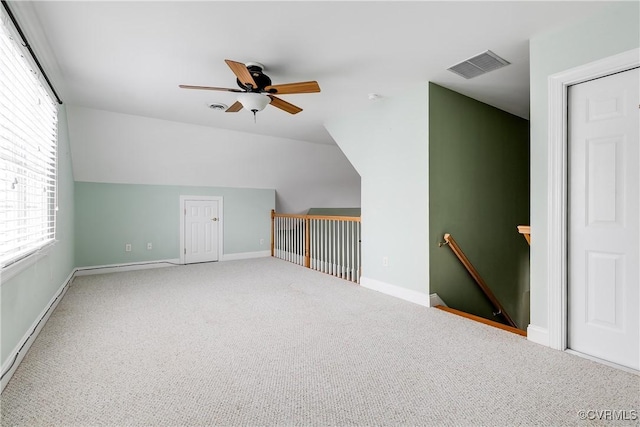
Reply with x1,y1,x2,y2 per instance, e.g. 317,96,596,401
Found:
147,243,152,250
382,256,389,267
260,238,264,245
125,244,132,252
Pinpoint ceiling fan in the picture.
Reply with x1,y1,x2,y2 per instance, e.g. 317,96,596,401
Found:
179,59,321,119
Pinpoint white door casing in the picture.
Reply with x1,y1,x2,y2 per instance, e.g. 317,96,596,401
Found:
179,196,223,264
544,48,639,355
567,68,639,370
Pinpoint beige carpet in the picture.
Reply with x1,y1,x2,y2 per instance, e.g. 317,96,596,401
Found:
1,257,638,426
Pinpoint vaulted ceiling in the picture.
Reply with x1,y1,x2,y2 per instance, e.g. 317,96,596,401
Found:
11,1,608,145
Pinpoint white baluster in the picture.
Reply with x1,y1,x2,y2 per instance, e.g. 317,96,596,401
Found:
323,220,327,273
328,220,332,275
314,219,319,270
308,219,312,269
298,218,303,265
331,220,335,276
352,221,356,282
337,220,342,278
346,221,351,281
338,220,342,278
357,222,361,283
341,220,345,278
276,217,280,259
288,217,292,262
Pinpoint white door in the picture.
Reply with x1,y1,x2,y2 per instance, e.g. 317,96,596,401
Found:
184,200,219,264
568,68,639,370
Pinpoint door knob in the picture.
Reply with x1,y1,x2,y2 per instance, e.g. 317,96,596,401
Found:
211,217,218,221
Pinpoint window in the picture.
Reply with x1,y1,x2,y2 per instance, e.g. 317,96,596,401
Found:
1,10,58,269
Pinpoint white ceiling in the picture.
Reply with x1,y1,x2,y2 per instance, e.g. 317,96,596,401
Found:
14,1,607,145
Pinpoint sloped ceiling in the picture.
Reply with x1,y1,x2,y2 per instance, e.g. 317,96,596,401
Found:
11,1,608,145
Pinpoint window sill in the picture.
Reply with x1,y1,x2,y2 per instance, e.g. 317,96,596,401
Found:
1,241,57,284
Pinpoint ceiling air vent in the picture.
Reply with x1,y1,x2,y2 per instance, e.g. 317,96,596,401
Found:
447,50,510,79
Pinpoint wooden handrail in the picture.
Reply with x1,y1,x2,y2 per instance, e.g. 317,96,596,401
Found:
517,225,531,245
272,212,307,219
273,212,361,222
440,233,518,329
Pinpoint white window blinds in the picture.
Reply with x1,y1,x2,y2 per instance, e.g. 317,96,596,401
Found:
1,11,58,268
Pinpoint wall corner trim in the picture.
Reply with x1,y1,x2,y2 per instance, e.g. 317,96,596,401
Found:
1,269,74,393
527,324,550,347
360,276,430,307
222,251,271,262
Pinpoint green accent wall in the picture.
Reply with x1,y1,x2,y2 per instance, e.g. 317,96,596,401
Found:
1,106,76,365
429,83,530,329
74,182,275,267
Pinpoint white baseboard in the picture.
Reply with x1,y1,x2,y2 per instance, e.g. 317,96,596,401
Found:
527,324,549,347
222,251,270,261
1,270,74,393
429,293,447,307
75,259,181,276
360,276,430,307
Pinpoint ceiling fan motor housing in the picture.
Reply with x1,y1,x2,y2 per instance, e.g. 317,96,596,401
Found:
237,64,272,92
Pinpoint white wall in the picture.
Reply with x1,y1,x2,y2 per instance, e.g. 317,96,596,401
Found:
325,84,429,300
528,3,639,340
66,106,360,214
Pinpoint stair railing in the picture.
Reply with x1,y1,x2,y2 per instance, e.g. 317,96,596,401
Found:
271,210,361,283
439,233,517,328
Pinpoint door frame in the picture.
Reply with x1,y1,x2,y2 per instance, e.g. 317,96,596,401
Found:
179,195,224,265
546,48,639,351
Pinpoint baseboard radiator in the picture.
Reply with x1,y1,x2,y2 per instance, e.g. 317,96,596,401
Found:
271,210,361,283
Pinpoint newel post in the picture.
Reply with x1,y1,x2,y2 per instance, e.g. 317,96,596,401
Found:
270,209,275,257
304,217,310,268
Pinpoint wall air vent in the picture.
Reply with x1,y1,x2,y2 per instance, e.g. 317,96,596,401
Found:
447,50,510,79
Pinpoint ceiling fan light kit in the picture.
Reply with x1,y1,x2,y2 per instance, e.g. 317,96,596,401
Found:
180,59,321,121
237,92,271,120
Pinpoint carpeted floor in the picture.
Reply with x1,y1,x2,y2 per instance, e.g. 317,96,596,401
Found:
1,257,638,426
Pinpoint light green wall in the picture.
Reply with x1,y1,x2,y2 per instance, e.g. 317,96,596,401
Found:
1,105,76,365
529,2,639,329
74,182,275,267
325,84,429,293
429,83,530,329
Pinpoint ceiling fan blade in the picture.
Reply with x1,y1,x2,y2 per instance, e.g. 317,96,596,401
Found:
179,84,243,92
226,101,243,112
268,95,302,114
225,59,258,89
264,81,320,95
